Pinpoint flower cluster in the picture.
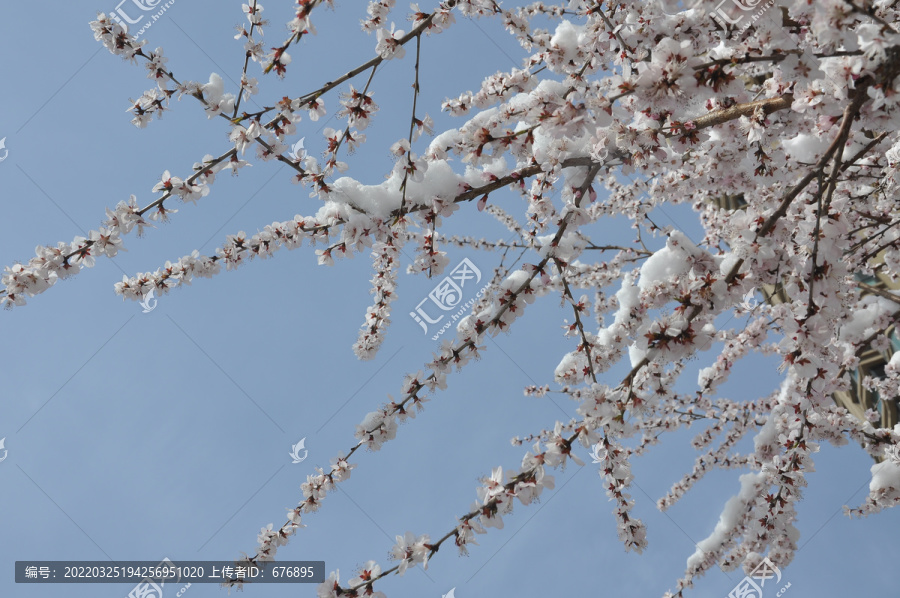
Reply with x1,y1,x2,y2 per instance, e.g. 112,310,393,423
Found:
362,0,396,33
353,237,403,360
336,85,379,131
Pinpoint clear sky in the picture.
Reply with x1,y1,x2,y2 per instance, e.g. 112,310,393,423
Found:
0,2,897,598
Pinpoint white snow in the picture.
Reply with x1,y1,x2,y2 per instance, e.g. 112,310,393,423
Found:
613,272,639,326
326,159,462,219
685,471,767,571
870,459,900,494
638,231,701,290
781,133,827,163
549,20,585,65
628,344,647,367
838,295,895,343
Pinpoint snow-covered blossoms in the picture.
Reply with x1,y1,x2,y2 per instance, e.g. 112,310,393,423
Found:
14,3,900,597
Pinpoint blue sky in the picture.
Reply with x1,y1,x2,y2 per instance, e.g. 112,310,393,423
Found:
0,2,897,598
